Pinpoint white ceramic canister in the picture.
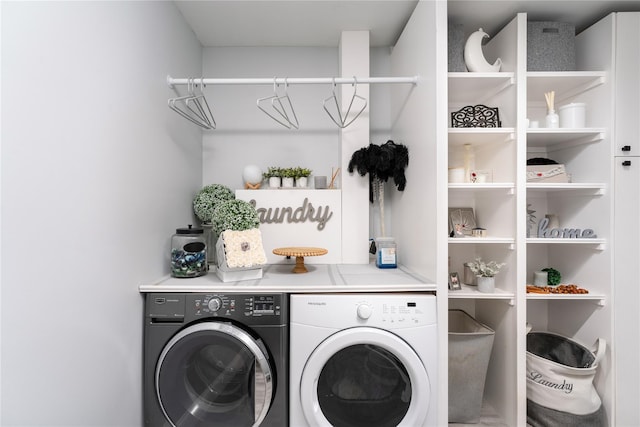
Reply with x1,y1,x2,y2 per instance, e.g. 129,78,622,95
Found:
449,167,465,183
559,103,586,128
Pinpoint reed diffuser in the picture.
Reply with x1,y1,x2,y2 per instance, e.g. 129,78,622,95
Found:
544,91,559,128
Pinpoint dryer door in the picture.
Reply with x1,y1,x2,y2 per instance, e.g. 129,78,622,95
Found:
156,322,273,427
300,327,431,427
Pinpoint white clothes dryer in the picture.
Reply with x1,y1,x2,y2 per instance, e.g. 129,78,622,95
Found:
290,293,438,427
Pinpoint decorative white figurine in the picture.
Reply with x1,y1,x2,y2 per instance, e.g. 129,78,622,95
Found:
464,28,502,72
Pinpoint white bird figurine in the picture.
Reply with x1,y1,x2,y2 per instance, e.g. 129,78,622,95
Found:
464,28,502,72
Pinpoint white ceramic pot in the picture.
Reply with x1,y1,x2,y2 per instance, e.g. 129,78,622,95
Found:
269,177,281,188
559,102,586,128
477,276,495,293
282,177,294,188
296,177,308,188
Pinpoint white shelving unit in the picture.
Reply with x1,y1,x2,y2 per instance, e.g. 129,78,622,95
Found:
446,12,615,426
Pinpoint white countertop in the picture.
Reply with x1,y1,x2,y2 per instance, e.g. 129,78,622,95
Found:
139,262,436,293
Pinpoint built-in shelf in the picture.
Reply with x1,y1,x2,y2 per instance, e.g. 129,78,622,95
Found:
449,284,515,305
449,128,516,146
449,183,515,194
448,72,515,103
449,237,515,250
526,128,606,150
526,182,606,196
526,71,606,103
527,237,606,250
526,292,606,306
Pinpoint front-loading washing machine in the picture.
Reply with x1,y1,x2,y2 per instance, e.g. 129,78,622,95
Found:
143,292,287,427
290,293,437,427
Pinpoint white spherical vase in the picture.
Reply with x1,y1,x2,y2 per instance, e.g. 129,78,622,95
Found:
242,165,263,189
477,276,495,293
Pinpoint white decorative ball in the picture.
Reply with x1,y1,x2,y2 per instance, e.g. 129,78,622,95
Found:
242,165,263,185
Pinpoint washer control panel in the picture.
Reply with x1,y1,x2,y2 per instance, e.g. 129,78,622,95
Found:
147,293,286,325
192,294,282,319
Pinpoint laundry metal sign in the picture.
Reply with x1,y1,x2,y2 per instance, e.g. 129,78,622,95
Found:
235,189,342,264
248,197,333,231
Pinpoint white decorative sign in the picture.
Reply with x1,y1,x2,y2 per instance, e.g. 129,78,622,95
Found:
236,190,342,264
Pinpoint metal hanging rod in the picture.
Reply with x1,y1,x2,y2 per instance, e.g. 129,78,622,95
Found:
167,75,419,87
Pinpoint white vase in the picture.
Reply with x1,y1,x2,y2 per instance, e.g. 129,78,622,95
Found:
296,177,308,188
282,177,294,188
268,177,280,188
477,276,495,293
546,110,559,128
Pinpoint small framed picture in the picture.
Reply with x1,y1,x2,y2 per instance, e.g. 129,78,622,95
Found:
449,207,477,237
471,169,493,183
449,272,462,290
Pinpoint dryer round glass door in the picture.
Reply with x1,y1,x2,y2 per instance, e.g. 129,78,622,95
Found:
156,322,273,427
300,327,431,427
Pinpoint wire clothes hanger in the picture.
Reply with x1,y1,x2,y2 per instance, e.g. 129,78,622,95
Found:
323,76,368,129
168,78,216,129
257,77,299,129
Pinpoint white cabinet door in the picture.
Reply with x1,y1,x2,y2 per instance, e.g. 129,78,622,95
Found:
615,13,640,156
614,13,640,426
614,157,640,426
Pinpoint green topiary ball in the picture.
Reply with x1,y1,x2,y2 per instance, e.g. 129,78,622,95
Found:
542,267,562,286
212,199,260,235
193,184,235,224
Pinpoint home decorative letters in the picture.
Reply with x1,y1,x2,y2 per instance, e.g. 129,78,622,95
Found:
537,217,597,238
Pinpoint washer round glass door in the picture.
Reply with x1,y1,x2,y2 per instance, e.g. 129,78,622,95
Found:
300,327,430,427
156,322,273,427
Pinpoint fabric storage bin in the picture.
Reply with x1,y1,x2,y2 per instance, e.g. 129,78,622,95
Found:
528,22,575,71
448,310,495,423
448,23,466,72
526,164,569,183
526,331,607,427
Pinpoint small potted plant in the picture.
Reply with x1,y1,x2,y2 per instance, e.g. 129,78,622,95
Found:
294,167,312,188
467,257,506,293
280,167,296,188
263,167,282,188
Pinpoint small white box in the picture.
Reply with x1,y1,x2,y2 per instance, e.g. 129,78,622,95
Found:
215,267,263,283
215,233,264,282
526,164,569,183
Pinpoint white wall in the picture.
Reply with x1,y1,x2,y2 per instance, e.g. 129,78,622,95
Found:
201,47,394,239
1,2,202,425
201,46,342,189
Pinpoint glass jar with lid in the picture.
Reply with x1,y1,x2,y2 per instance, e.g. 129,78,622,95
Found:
171,225,207,278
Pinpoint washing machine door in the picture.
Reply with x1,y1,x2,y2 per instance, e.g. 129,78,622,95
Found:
300,327,430,427
156,322,273,427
